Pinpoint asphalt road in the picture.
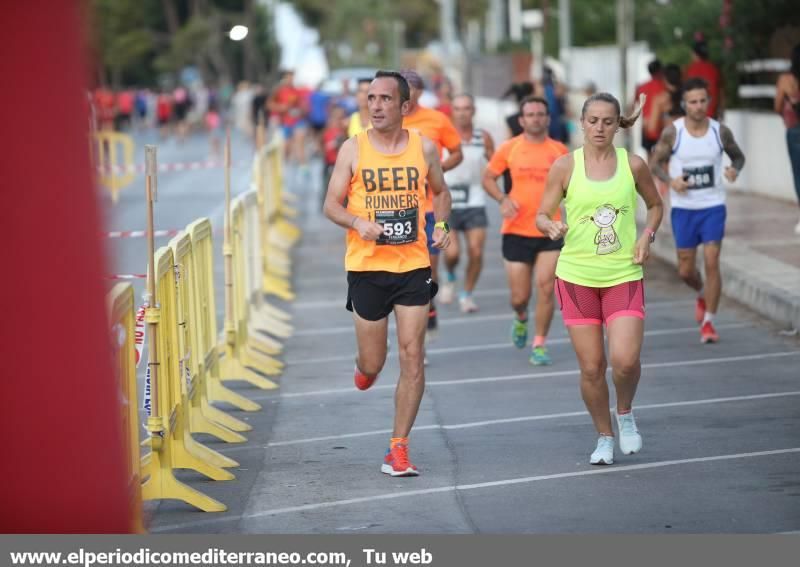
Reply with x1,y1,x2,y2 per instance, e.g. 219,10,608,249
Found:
109,132,800,534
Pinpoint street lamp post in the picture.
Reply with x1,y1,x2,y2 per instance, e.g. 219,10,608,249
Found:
229,25,249,42
522,9,544,81
558,0,572,88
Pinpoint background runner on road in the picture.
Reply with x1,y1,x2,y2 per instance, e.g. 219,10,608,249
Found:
440,93,494,313
650,77,745,344
482,95,568,366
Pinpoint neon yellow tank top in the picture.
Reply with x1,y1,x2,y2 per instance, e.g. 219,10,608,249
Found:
555,147,643,287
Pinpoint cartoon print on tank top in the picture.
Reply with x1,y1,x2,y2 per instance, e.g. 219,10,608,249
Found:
580,204,630,255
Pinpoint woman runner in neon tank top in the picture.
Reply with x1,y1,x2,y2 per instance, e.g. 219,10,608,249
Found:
536,92,663,466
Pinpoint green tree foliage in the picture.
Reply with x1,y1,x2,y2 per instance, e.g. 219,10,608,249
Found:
91,0,278,87
292,0,490,67
91,0,159,87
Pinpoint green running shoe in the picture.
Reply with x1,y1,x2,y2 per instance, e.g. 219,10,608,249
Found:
529,346,552,366
511,318,528,349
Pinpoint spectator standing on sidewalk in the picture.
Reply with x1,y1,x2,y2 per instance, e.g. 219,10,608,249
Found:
635,59,667,154
774,43,800,235
685,37,723,119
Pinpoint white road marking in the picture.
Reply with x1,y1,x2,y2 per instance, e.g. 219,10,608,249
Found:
151,447,800,533
220,390,800,453
284,322,751,365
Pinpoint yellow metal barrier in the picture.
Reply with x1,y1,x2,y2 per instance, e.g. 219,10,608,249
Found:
187,218,262,412
169,232,249,444
256,141,297,301
190,215,279,391
215,197,282,387
242,190,293,341
252,152,295,320
106,283,144,532
253,151,292,281
231,194,290,357
140,246,231,513
94,130,135,203
268,137,301,241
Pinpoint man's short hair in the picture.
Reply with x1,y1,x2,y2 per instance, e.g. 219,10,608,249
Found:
453,93,475,106
692,40,709,59
374,70,410,104
647,59,662,76
519,94,549,115
683,77,709,97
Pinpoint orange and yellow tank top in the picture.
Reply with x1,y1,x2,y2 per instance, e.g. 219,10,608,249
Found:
345,130,430,273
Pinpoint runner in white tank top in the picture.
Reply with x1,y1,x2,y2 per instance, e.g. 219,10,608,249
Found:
651,77,745,344
440,94,495,312
667,116,726,209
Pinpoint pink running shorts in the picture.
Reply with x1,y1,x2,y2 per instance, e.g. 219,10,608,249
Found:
555,278,645,326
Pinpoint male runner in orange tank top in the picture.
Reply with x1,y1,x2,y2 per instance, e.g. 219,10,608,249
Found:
323,71,452,476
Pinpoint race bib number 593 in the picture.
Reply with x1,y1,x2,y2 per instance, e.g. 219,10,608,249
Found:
375,207,418,245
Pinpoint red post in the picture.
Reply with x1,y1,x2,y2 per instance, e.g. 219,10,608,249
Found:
0,1,135,532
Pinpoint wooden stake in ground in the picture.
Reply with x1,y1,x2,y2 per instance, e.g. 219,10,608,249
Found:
223,129,236,346
144,145,161,431
256,111,265,151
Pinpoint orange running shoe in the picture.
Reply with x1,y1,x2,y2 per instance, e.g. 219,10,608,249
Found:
354,365,379,391
700,321,719,344
695,297,707,323
381,444,419,476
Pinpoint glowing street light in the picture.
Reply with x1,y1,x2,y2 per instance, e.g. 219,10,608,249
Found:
229,25,248,41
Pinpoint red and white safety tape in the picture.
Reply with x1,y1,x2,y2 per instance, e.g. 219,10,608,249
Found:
96,159,247,175
103,227,222,238
106,274,147,280
104,229,181,239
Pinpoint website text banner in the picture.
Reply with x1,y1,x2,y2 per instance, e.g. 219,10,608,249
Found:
1,535,799,567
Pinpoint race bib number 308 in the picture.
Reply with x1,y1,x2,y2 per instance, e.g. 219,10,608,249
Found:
375,207,418,245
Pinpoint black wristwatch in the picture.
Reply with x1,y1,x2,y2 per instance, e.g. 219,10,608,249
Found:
645,228,656,243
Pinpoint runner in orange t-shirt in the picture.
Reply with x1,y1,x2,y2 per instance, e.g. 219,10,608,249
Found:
323,71,452,477
400,69,462,338
482,95,568,366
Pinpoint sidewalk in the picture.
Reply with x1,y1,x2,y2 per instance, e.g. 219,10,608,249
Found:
648,190,800,332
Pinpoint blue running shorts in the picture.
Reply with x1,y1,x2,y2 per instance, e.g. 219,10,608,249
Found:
671,204,726,249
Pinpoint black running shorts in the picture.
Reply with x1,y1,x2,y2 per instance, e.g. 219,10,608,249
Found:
346,267,438,321
450,207,489,231
502,234,563,264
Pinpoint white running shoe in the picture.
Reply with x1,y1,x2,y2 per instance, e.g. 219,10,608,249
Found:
439,282,455,304
616,410,643,455
589,436,615,465
794,218,800,235
459,295,479,313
